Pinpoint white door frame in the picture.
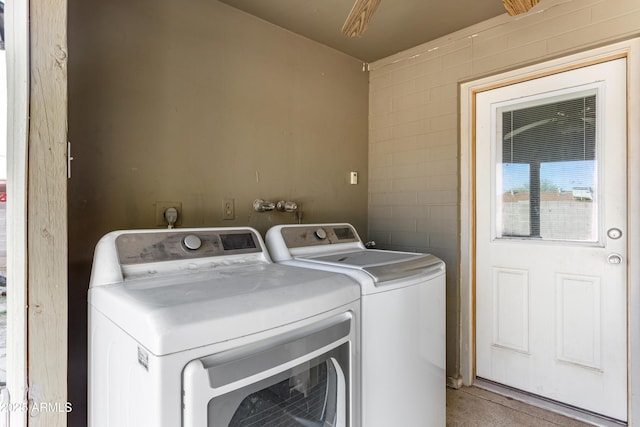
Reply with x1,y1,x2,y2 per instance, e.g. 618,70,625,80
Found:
5,2,29,426
460,38,640,423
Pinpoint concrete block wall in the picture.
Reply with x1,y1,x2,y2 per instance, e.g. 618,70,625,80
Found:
368,0,640,380
502,201,594,239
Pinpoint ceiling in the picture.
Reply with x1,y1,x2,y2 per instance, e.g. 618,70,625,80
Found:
218,0,509,62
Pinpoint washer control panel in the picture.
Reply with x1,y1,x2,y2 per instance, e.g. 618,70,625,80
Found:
115,229,261,265
280,224,360,248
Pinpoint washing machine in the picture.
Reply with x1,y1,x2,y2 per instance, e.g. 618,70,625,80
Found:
88,227,360,427
266,223,446,427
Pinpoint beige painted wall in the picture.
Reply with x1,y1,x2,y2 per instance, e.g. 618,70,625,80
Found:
67,1,368,423
368,0,640,381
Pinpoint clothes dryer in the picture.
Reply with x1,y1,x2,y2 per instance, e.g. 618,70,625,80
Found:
88,227,360,426
266,223,446,427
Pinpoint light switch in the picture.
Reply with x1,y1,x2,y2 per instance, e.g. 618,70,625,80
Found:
350,171,358,185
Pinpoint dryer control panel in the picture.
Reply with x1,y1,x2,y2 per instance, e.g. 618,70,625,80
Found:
279,224,361,249
91,227,271,285
115,229,262,265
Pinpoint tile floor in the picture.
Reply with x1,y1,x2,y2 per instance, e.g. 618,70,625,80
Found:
447,386,595,426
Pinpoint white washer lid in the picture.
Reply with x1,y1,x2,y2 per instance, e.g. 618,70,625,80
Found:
301,249,444,283
89,263,359,356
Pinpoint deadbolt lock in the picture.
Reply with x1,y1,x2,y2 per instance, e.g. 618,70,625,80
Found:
607,228,623,240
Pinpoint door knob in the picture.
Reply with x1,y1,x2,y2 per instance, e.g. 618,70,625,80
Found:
608,254,623,265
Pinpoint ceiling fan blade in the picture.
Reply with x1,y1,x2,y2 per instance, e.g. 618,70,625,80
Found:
342,0,382,38
502,0,540,16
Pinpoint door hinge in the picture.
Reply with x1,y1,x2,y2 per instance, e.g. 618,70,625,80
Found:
67,142,74,179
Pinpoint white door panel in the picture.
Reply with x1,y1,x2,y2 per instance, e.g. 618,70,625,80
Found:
476,58,627,420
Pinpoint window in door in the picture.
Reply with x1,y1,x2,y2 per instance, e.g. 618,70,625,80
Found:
495,87,600,243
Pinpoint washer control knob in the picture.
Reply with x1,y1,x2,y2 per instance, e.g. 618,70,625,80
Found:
314,228,327,240
183,234,202,251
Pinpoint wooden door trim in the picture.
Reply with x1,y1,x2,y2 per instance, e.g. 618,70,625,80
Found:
23,0,68,425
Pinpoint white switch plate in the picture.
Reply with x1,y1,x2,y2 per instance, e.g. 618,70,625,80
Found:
350,171,358,185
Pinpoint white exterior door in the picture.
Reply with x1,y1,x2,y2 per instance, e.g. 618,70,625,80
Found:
475,58,627,421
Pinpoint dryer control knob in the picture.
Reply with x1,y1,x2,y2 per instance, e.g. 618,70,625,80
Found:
314,228,327,240
183,234,202,251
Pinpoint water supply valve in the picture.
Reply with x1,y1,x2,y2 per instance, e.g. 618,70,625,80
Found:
276,201,298,212
253,199,276,212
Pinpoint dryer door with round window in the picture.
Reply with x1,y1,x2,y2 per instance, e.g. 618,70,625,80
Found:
182,314,353,427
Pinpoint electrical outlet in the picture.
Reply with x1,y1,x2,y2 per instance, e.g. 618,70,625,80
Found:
222,199,235,220
155,201,182,226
